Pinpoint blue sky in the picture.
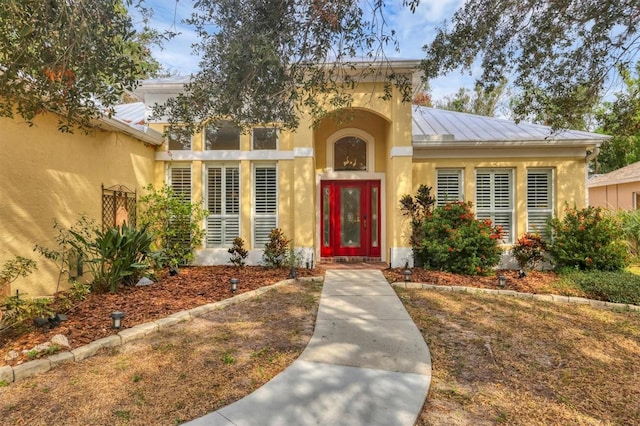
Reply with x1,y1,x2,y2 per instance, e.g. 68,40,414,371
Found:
131,0,473,101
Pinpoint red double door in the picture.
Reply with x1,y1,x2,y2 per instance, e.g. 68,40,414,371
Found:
320,180,381,258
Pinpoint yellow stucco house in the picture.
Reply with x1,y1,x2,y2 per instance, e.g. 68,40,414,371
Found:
1,59,609,297
0,105,163,297
136,60,608,269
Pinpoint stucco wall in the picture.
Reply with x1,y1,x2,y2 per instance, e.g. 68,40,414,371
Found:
589,183,640,210
411,154,588,244
0,112,157,297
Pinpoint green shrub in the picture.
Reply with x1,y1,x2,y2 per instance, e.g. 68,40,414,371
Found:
548,205,629,271
399,184,436,253
417,201,503,275
138,184,207,267
1,256,37,293
228,237,249,267
2,293,54,329
511,233,548,270
34,215,94,293
559,270,640,305
263,228,290,268
69,223,156,293
617,209,640,259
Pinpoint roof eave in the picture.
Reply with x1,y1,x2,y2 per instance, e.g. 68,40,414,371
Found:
412,139,604,149
96,116,164,146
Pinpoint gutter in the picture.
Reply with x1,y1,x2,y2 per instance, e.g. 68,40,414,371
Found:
95,116,163,146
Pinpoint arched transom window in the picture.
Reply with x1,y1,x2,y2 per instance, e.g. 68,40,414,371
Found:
334,137,367,171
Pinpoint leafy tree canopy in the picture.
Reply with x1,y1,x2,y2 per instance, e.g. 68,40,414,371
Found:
422,0,640,129
434,79,508,117
595,62,640,173
155,0,417,135
0,0,162,132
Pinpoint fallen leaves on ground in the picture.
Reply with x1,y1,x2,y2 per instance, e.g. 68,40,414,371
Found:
1,266,322,366
401,289,640,425
383,268,573,295
0,279,323,425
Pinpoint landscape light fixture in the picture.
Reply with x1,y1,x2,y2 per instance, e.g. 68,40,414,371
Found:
498,275,507,288
403,269,413,283
230,278,239,294
110,311,125,329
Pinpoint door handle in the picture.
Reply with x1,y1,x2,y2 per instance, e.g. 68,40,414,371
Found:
363,215,367,229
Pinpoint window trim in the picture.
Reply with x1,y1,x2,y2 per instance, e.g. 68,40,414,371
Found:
326,128,375,173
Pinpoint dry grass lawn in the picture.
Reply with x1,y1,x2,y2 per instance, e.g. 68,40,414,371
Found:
399,288,640,426
3,276,639,425
0,279,322,425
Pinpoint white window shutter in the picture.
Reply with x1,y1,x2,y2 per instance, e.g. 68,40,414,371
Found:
206,165,240,247
436,169,463,206
170,167,191,202
475,170,513,243
254,166,277,247
527,169,553,236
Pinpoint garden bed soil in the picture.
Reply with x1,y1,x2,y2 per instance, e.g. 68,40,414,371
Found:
383,268,562,294
1,266,322,366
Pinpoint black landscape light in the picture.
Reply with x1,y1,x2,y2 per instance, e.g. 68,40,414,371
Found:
111,311,125,329
498,275,507,288
230,278,239,294
403,269,413,283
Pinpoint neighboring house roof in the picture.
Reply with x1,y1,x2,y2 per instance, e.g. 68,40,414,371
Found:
588,161,640,188
97,102,163,146
412,106,610,147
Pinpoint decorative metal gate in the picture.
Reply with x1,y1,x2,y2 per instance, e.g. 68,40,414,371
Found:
102,184,137,230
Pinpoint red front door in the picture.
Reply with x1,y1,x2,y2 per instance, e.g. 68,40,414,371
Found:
320,180,381,258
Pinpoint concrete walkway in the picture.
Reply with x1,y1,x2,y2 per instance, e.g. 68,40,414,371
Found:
186,269,432,426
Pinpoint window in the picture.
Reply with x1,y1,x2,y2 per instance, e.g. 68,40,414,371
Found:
527,169,553,236
334,137,367,171
206,165,240,247
169,166,191,202
167,165,192,253
205,120,240,150
165,127,192,150
436,169,463,206
253,127,277,150
254,166,277,247
476,169,513,243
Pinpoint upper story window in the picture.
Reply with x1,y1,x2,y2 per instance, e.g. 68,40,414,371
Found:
253,127,278,150
334,137,367,171
165,127,192,150
205,120,240,150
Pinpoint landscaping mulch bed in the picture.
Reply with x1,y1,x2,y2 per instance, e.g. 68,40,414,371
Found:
384,268,563,294
0,266,323,366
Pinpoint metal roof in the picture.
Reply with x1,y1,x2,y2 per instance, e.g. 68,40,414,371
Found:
588,161,640,187
412,106,610,145
97,102,163,146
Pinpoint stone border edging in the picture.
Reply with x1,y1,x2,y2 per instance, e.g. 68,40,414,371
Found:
392,281,640,312
0,276,324,385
